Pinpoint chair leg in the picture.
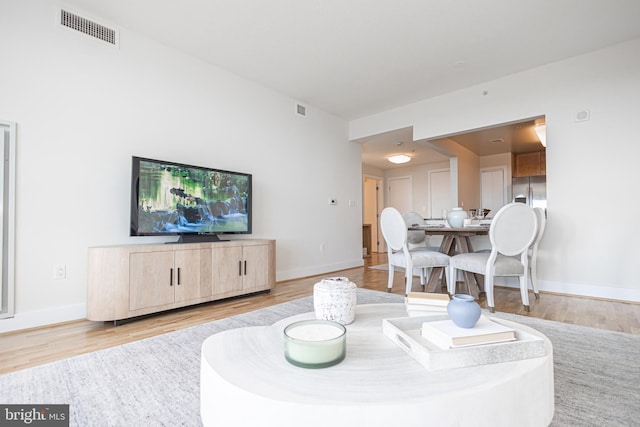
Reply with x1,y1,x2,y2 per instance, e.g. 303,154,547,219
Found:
447,265,455,295
530,266,540,300
387,262,394,292
443,266,449,294
419,268,426,291
519,275,530,308
485,272,495,311
405,269,413,295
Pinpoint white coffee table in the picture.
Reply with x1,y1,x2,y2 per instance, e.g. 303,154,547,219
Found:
200,303,554,427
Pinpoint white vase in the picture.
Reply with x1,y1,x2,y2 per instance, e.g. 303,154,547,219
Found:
447,207,468,228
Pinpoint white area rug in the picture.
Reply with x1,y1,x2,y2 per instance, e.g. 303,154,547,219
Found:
1,288,639,426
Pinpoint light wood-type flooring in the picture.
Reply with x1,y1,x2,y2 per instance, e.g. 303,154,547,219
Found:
1,253,638,375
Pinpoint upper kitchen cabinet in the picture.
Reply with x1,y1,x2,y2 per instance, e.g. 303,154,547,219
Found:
513,150,546,177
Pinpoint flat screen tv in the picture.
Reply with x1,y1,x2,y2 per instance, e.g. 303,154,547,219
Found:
130,156,252,242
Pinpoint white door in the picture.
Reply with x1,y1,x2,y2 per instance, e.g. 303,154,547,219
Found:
388,177,411,214
428,169,450,218
480,167,507,217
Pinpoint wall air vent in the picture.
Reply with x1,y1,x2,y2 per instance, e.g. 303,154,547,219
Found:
59,9,119,47
295,103,307,117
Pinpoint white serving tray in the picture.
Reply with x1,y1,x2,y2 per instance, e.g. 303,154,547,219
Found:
382,314,546,371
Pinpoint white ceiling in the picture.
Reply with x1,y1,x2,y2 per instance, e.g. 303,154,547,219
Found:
60,0,640,168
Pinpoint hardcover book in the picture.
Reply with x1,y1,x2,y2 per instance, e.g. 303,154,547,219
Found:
421,317,516,349
406,292,450,307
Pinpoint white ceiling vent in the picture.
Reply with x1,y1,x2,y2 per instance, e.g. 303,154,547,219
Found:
59,9,119,47
295,103,307,117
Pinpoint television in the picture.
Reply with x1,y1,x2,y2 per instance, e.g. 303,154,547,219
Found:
130,156,252,243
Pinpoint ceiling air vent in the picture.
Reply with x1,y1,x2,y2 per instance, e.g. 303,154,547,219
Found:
295,103,307,117
59,9,119,47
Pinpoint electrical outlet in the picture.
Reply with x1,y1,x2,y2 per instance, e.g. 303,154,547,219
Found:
54,264,66,280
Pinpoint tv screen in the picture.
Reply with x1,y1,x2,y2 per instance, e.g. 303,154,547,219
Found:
130,156,252,242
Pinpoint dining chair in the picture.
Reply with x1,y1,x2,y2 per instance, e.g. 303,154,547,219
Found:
448,203,538,312
381,207,450,295
402,211,440,251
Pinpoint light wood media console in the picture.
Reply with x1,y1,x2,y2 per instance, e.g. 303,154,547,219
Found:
87,239,275,323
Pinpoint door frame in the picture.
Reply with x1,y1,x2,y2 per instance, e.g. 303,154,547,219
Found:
363,174,383,254
0,120,16,319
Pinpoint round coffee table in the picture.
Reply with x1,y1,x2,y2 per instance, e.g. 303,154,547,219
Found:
200,303,554,426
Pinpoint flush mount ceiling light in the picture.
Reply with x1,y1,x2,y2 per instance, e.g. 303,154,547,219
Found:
387,154,411,164
534,123,547,147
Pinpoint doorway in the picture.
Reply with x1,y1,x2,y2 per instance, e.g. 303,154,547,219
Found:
363,176,382,255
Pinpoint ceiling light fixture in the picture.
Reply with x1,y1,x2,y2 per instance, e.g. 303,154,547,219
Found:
534,123,547,148
387,154,411,164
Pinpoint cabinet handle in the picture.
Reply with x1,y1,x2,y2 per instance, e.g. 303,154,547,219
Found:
238,260,242,276
177,268,181,285
170,268,174,286
244,260,247,276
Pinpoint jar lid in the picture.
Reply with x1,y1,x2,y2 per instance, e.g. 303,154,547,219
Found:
314,276,356,291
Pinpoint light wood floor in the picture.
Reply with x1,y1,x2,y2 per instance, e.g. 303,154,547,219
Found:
1,253,638,375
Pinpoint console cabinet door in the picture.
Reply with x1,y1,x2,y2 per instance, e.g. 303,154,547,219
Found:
129,251,175,311
212,246,244,295
174,249,212,303
242,244,270,291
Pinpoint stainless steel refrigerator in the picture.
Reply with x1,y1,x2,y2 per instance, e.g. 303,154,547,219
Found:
512,176,547,210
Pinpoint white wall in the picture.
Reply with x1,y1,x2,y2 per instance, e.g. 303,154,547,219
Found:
351,38,640,302
0,0,363,332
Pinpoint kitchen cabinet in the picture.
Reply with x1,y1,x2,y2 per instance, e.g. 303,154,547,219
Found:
87,240,275,322
513,151,546,177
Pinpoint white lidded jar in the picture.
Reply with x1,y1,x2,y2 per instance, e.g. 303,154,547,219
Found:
447,207,468,228
313,277,357,325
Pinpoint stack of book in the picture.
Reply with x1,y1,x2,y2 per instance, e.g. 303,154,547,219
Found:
421,317,516,349
405,292,450,316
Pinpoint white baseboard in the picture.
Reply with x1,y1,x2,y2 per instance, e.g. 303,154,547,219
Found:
0,303,86,334
495,277,640,303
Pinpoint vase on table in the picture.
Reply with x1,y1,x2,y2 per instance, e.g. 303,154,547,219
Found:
446,208,468,228
447,294,481,328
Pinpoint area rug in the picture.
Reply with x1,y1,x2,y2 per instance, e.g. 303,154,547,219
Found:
1,288,638,426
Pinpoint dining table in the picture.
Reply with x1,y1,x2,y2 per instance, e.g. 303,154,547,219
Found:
408,224,490,298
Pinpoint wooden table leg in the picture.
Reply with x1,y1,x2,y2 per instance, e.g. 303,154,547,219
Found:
425,267,442,293
425,234,456,293
456,235,482,299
